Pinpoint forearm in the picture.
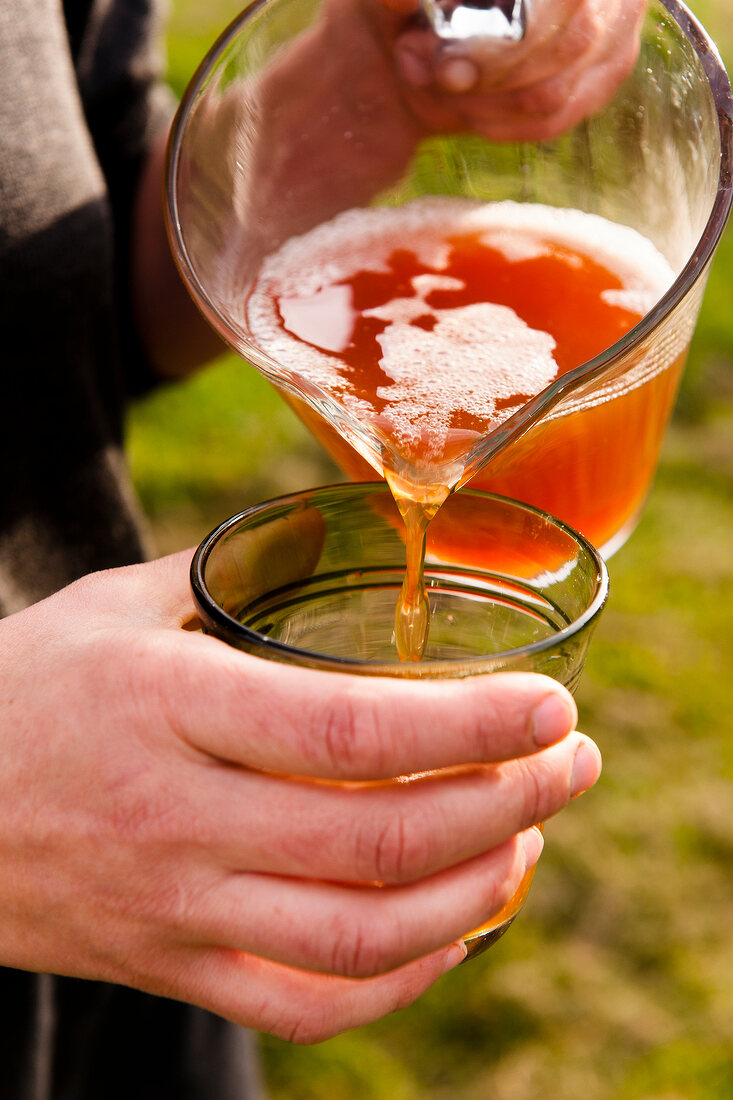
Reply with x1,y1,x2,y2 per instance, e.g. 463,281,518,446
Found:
130,129,225,380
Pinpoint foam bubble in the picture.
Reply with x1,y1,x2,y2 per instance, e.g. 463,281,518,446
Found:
374,302,557,452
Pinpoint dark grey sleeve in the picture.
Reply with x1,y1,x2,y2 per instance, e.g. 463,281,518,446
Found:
76,0,177,395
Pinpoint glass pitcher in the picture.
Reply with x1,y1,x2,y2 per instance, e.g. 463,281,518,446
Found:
165,0,733,556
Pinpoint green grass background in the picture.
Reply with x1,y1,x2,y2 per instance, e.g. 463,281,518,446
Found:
128,4,733,1096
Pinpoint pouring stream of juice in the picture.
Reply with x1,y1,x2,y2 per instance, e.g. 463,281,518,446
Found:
389,483,447,660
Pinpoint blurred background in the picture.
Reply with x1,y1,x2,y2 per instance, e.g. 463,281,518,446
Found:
128,2,733,1095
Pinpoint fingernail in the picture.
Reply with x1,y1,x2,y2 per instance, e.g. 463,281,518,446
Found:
570,737,602,797
437,55,480,93
442,940,469,972
530,691,577,747
396,46,433,87
522,825,545,868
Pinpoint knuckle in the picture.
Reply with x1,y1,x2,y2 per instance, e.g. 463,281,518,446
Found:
100,859,194,940
286,1018,323,1045
473,698,506,760
366,808,434,885
101,789,199,887
470,680,537,760
106,779,184,846
522,764,545,825
139,872,196,933
518,755,556,825
327,913,389,979
285,1009,339,1046
223,990,341,1046
253,1002,322,1045
322,694,361,773
319,690,386,778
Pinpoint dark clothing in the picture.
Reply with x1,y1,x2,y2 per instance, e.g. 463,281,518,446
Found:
0,2,264,1095
0,0,165,614
4,971,264,1100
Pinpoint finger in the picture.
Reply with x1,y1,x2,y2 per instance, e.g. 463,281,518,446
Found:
395,0,586,94
178,831,541,977
445,10,639,144
454,0,606,93
395,0,642,142
475,20,641,142
436,54,481,94
165,633,579,778
187,732,599,884
145,939,467,1044
454,0,643,131
503,0,640,113
533,18,643,137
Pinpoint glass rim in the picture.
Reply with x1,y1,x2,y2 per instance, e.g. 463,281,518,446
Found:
190,483,611,674
166,0,733,466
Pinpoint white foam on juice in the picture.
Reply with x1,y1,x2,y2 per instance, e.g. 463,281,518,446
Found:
363,275,465,325
374,302,557,452
245,197,675,456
